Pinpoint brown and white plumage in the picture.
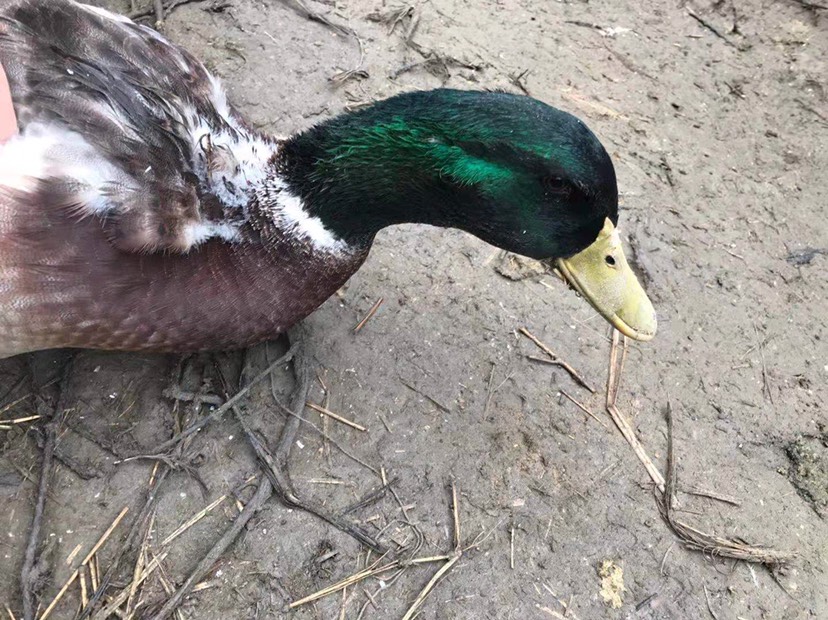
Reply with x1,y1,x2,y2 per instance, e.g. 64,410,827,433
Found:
0,1,654,357
0,0,362,357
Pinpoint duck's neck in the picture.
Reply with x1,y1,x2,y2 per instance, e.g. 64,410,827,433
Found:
271,116,493,248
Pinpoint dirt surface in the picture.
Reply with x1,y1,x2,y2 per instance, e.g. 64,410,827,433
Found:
2,0,827,618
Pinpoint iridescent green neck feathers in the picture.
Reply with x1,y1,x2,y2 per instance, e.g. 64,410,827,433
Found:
277,89,618,259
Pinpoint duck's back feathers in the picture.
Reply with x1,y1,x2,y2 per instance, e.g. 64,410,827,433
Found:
0,0,276,253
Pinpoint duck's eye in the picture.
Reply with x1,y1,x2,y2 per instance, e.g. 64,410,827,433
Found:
543,176,571,196
605,255,616,266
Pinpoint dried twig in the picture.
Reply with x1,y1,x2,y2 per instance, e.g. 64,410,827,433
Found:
606,331,665,490
520,328,596,393
151,344,299,453
353,298,383,333
20,419,56,620
684,488,741,507
559,390,609,429
400,482,463,620
149,478,273,620
657,403,791,566
289,554,447,608
703,585,721,620
306,402,367,432
40,506,129,620
686,8,738,47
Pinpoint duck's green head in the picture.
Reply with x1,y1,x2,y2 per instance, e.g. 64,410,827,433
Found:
280,89,656,340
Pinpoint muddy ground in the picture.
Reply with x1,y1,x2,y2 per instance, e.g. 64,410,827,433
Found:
1,0,827,618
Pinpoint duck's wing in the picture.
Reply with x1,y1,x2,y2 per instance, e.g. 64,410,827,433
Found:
0,0,276,253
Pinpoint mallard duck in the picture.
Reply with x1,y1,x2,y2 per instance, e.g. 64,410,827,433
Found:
0,0,656,359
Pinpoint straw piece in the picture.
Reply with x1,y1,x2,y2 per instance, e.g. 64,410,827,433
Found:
38,570,78,620
160,495,226,547
306,402,367,432
606,331,665,491
559,390,609,429
400,482,463,620
83,507,129,566
2,414,40,424
520,328,596,393
353,297,384,333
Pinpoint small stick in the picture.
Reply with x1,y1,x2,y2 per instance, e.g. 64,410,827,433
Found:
290,559,400,608
510,524,515,569
0,393,31,416
83,507,130,566
152,0,164,25
65,544,82,567
5,606,17,620
3,415,40,424
340,477,399,515
401,381,451,412
559,390,609,429
703,585,721,620
21,420,56,620
160,494,228,546
126,511,154,616
400,556,461,620
149,479,274,620
92,552,168,620
400,482,463,620
79,568,88,608
88,560,98,593
520,328,596,393
290,554,451,608
483,363,496,416
353,297,383,333
306,402,367,432
658,403,791,566
37,570,78,620
606,331,665,490
151,345,299,454
684,488,741,507
451,482,461,550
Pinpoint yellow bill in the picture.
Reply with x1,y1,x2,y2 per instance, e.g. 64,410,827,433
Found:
555,218,657,341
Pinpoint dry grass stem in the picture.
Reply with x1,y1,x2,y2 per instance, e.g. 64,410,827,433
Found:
65,544,82,566
400,482,463,620
537,605,568,619
703,585,720,620
520,328,596,392
79,568,88,608
39,505,129,619
289,558,401,608
291,486,461,612
306,402,367,432
88,559,98,593
91,552,168,620
0,394,31,416
559,390,609,429
160,494,227,547
353,297,383,332
659,403,791,566
606,331,665,490
37,570,78,620
510,524,515,569
685,488,741,507
5,605,17,620
82,506,130,566
2,414,40,424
